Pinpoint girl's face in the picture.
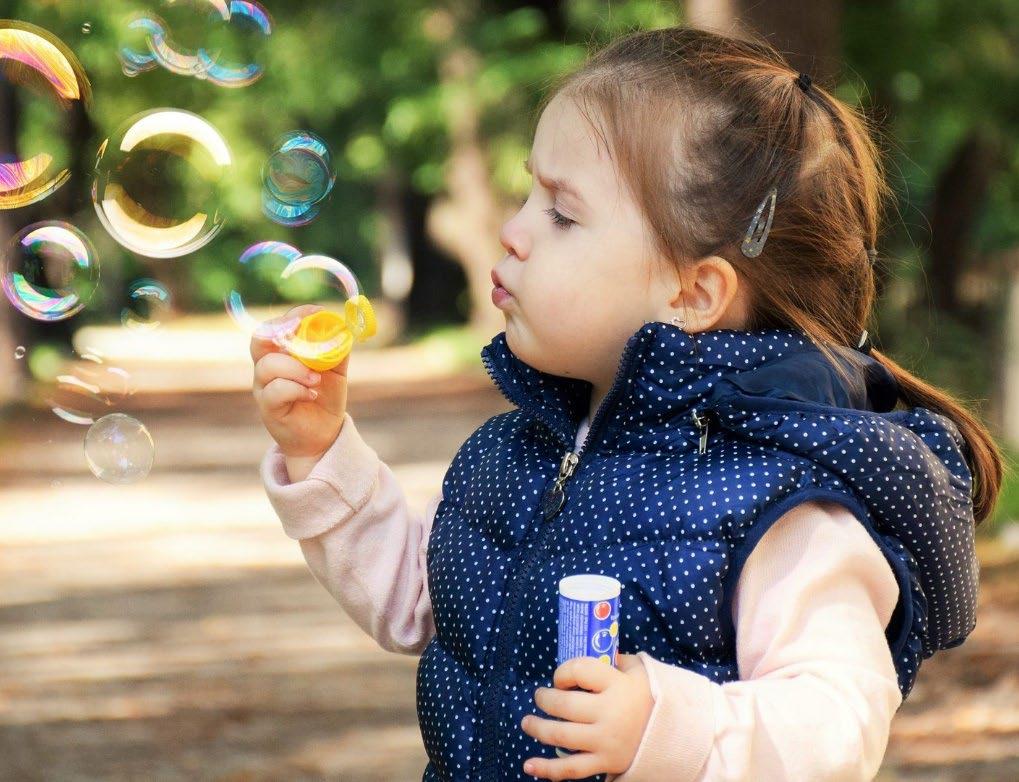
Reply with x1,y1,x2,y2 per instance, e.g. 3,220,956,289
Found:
495,94,680,389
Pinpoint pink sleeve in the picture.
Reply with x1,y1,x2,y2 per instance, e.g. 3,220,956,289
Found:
607,500,903,782
261,412,438,656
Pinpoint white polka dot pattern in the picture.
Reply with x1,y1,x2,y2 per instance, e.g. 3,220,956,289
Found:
413,322,977,782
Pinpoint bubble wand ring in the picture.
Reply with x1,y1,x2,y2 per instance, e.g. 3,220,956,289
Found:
288,295,376,372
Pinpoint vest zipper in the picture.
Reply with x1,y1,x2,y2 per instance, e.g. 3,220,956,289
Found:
475,325,713,777
473,430,600,777
473,461,577,779
476,402,708,776
474,332,648,779
691,407,711,454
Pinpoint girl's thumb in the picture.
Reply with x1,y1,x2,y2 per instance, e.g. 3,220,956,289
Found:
615,652,640,672
333,352,351,377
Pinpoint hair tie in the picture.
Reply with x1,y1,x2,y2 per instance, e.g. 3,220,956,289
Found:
795,72,813,94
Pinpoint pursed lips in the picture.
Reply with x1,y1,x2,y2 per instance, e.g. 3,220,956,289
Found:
491,268,511,295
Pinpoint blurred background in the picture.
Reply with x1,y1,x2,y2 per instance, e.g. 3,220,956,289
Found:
1,0,1017,779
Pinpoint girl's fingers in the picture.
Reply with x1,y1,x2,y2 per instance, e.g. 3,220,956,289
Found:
249,304,325,364
259,377,318,410
520,714,596,753
533,687,600,725
326,351,351,378
522,749,603,782
552,656,615,694
254,351,321,391
250,330,283,365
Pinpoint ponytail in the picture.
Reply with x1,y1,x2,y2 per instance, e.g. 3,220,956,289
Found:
872,348,1004,525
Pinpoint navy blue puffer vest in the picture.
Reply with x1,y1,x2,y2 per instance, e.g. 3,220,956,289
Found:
417,321,978,782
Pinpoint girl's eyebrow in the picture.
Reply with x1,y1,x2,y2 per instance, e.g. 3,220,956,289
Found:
523,156,588,206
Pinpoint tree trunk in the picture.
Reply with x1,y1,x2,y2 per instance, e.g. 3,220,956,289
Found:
688,0,843,84
0,80,25,405
928,129,1001,319
425,43,507,341
376,166,412,337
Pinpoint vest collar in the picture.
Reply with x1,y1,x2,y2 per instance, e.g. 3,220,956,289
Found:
480,320,899,454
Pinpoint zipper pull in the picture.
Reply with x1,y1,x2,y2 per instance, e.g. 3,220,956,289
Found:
691,408,710,454
557,451,580,484
541,451,580,520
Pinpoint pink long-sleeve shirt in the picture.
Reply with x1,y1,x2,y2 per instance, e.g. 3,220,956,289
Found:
262,412,903,781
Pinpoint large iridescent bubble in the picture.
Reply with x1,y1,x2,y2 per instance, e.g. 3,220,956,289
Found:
92,109,231,258
226,242,373,366
2,221,100,322
0,21,92,209
262,131,335,226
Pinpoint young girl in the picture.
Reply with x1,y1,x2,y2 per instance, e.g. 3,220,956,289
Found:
253,26,1002,782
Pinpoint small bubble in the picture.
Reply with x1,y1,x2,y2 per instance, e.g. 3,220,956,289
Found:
84,413,154,484
261,131,335,227
121,278,171,330
14,346,25,359
82,22,92,34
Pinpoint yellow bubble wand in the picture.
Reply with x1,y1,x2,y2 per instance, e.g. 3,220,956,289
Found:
288,294,377,372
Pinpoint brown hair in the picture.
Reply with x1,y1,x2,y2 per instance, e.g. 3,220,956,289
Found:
531,25,1003,524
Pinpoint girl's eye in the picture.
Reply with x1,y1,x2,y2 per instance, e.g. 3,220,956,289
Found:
543,206,575,231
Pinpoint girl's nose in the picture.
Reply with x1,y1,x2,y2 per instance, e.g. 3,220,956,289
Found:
499,211,529,262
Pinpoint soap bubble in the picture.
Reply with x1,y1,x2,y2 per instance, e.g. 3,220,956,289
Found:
117,1,228,80
118,13,165,78
226,242,374,366
199,0,273,87
84,413,154,484
148,0,231,79
0,20,92,209
117,0,270,87
262,131,335,226
225,240,303,335
2,221,100,322
82,23,92,35
14,345,25,359
47,349,133,426
121,278,172,330
92,108,231,258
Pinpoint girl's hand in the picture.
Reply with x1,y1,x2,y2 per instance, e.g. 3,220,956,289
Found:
251,304,350,473
521,653,653,781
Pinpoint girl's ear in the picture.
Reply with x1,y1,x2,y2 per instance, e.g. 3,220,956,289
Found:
675,256,745,332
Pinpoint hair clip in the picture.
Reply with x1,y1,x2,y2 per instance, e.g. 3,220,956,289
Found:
740,186,777,258
867,247,878,266
856,329,872,354
796,72,813,94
